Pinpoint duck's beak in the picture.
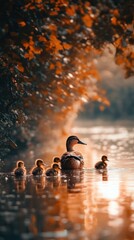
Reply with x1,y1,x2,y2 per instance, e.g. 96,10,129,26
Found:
106,159,109,161
78,140,87,145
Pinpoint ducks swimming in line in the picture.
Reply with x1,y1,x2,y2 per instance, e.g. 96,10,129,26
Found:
12,135,87,177
13,160,26,177
60,135,87,170
30,159,46,176
13,157,61,177
12,137,109,175
95,155,109,170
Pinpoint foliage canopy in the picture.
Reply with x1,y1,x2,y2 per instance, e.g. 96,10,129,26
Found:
0,0,133,159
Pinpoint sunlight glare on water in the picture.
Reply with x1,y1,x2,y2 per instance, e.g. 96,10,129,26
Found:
0,121,134,240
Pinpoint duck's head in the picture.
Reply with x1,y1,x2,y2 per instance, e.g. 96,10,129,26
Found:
35,159,45,167
53,157,61,163
101,155,109,162
66,135,87,151
17,160,24,168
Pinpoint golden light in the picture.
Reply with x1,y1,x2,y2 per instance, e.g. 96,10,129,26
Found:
97,178,120,200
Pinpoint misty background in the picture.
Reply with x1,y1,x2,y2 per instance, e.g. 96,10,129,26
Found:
78,48,134,120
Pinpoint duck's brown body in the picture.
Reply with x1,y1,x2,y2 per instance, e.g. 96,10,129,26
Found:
61,136,86,170
61,153,84,170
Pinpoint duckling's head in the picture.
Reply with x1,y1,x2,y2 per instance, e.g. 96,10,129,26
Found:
17,160,24,168
35,159,45,167
101,155,109,162
52,163,61,170
66,136,87,151
53,157,61,163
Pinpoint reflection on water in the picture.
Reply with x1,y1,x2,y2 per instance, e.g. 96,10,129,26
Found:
0,122,134,240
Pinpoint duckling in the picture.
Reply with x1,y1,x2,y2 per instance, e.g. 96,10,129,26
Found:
61,135,87,170
53,157,61,163
95,155,109,170
45,163,61,177
13,160,26,177
31,159,46,176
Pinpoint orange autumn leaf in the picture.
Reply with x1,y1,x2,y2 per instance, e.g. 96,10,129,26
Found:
56,61,62,68
82,14,93,28
16,63,24,73
102,98,110,107
57,97,65,103
35,0,42,3
32,47,43,54
29,45,35,51
55,68,62,75
24,53,29,59
92,94,100,101
113,9,119,17
77,87,86,94
49,63,55,70
29,36,35,45
63,18,71,25
89,68,100,80
18,21,26,27
50,34,63,53
115,55,124,65
24,52,34,60
55,61,62,74
63,42,72,50
67,28,75,34
48,24,57,31
38,35,47,43
114,37,122,47
66,5,76,16
111,17,117,25
55,0,68,7
23,42,29,49
29,6,36,10
67,23,80,34
50,11,58,16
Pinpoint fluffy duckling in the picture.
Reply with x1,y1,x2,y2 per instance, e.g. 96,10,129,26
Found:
61,135,87,170
31,159,46,176
53,157,61,163
13,160,26,177
95,155,109,170
45,163,61,177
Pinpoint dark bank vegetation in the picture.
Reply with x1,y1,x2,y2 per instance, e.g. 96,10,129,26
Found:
79,84,134,120
0,0,134,160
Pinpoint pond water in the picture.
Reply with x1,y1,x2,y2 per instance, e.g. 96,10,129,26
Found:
0,121,134,240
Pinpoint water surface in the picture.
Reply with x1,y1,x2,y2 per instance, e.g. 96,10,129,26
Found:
0,121,134,240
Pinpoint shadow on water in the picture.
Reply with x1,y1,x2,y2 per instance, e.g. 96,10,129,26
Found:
0,121,134,240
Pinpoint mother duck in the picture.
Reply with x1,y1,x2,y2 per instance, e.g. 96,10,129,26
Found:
61,135,87,170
